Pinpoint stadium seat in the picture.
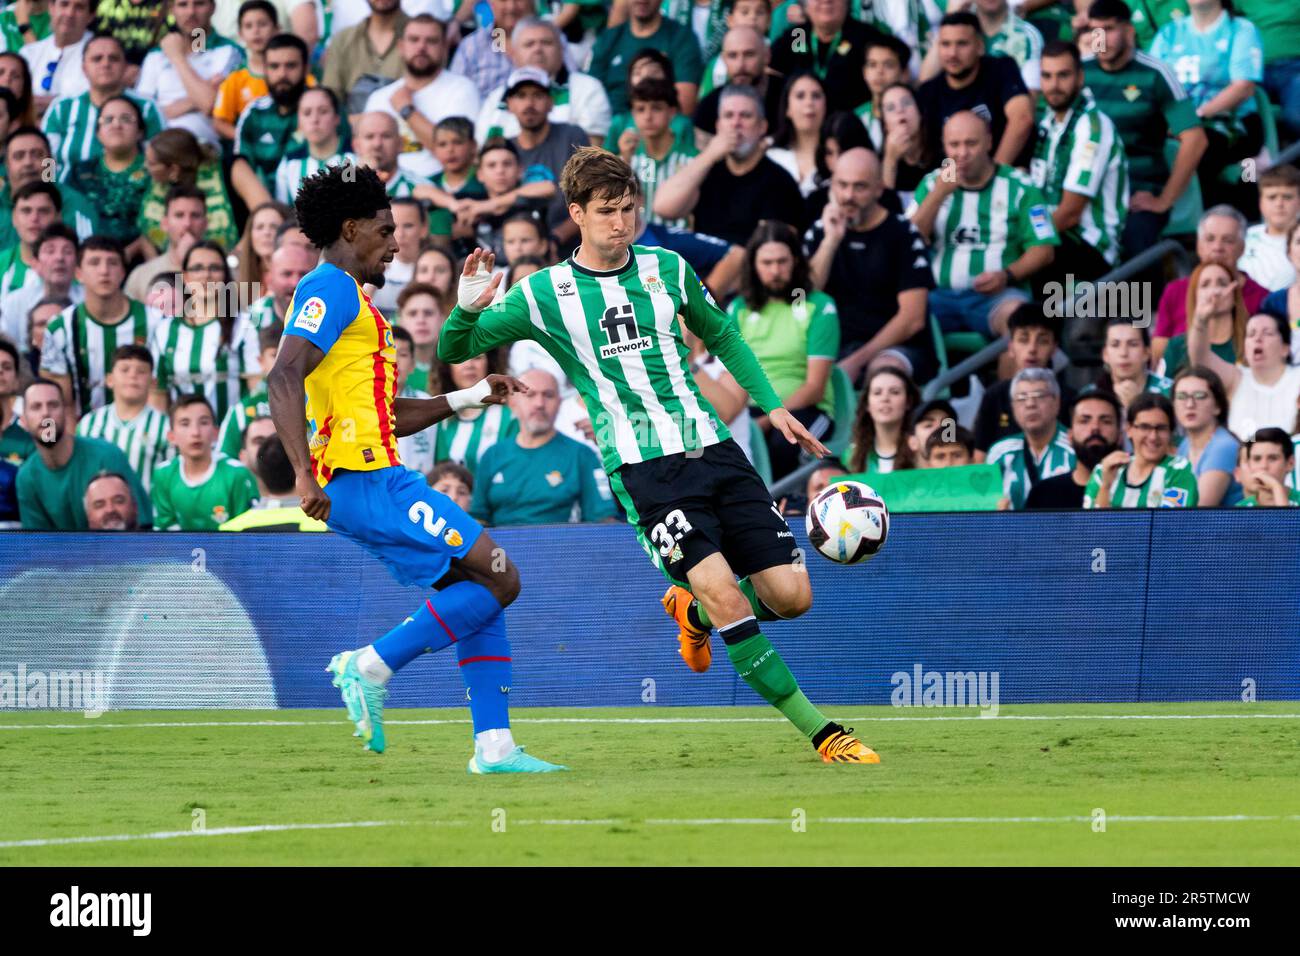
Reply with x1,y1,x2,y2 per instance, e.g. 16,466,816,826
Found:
824,364,858,458
749,416,773,486
1161,139,1204,237
1218,87,1280,185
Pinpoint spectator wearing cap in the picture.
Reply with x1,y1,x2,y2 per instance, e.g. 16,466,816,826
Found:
218,433,328,531
0,221,82,354
1083,0,1208,262
320,0,409,116
907,397,958,468
909,111,1058,347
1235,427,1300,507
16,377,151,528
924,424,976,468
988,367,1075,510
363,15,481,181
692,26,782,138
1171,365,1242,507
1085,392,1198,508
21,0,93,114
1025,389,1122,509
915,11,1035,168
82,470,138,529
856,33,909,152
1153,206,1269,368
808,147,935,386
587,0,702,115
474,17,610,146
770,0,889,114
654,84,805,246
504,65,588,247
974,305,1074,458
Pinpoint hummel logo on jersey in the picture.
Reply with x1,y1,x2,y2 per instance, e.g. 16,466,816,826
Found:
598,303,651,359
557,281,574,296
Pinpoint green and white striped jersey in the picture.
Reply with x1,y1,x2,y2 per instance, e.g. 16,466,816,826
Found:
42,90,164,181
75,403,173,492
40,300,160,412
985,11,1044,89
434,403,516,479
1084,454,1199,508
150,313,261,425
216,387,269,460
1030,88,1129,266
854,101,884,152
397,383,437,476
385,169,431,199
629,136,697,230
909,164,1059,291
242,294,282,331
439,245,783,474
0,243,37,301
274,150,359,205
987,423,1076,510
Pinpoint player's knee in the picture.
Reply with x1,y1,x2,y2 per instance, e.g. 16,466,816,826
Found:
491,562,521,608
696,585,751,628
767,579,813,619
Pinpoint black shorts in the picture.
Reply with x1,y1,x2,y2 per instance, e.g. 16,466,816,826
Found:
609,438,796,587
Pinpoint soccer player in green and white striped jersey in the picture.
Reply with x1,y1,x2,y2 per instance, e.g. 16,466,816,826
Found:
988,368,1076,510
41,237,162,416
75,343,172,491
1085,393,1199,508
42,35,163,181
618,78,698,230
152,394,258,531
439,146,881,764
1032,42,1128,275
272,87,358,205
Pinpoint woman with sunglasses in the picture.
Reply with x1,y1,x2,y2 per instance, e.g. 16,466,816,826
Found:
147,240,261,424
1171,364,1242,507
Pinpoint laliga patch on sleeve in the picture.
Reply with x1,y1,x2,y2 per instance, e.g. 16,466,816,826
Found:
1160,487,1188,508
699,279,718,308
295,296,327,333
1028,205,1054,240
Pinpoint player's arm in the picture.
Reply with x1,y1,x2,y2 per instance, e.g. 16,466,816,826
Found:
438,248,536,363
394,374,531,437
267,334,332,521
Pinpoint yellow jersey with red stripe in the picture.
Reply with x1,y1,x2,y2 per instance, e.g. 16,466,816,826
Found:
284,261,401,486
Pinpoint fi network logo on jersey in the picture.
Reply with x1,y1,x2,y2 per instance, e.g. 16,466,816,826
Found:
50,886,152,936
598,303,651,359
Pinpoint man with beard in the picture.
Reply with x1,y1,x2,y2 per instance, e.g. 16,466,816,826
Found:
231,34,331,209
1025,389,1122,509
15,378,150,528
653,85,804,246
807,147,935,386
988,367,1076,510
83,471,140,529
504,67,587,248
691,26,782,138
364,15,481,181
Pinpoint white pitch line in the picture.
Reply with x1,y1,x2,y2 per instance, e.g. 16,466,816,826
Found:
5,814,1297,849
1,713,1299,731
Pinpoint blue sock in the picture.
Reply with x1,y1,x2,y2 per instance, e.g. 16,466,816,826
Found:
373,581,503,673
456,611,512,734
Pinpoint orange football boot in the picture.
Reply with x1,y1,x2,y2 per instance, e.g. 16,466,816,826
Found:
817,726,881,764
661,585,711,672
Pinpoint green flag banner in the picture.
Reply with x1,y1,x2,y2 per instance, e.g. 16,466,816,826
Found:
841,465,1004,513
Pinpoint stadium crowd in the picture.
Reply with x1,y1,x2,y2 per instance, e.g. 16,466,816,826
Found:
1,0,1299,532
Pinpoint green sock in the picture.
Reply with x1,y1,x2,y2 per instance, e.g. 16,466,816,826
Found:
720,618,829,740
688,577,779,631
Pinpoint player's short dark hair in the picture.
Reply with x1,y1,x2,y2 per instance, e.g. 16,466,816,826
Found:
435,115,474,141
629,77,678,110
940,11,980,34
0,337,19,369
1070,388,1122,425
13,179,61,211
238,0,278,25
1125,391,1174,429
397,281,441,310
390,324,414,348
1087,0,1132,23
390,195,427,222
865,33,911,71
258,322,283,354
925,424,974,457
627,47,674,85
170,393,216,419
164,183,207,212
1245,427,1294,459
1008,302,1059,341
110,343,153,370
256,434,296,495
35,222,78,257
77,235,125,267
429,460,473,492
1042,40,1082,69
560,146,639,210
294,162,391,249
265,32,309,64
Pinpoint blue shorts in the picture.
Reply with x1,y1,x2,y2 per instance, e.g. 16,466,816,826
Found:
929,286,1030,337
325,467,483,588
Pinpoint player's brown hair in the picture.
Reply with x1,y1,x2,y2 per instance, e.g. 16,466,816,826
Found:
559,146,639,210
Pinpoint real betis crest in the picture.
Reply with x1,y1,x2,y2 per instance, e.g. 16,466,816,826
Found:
641,275,666,295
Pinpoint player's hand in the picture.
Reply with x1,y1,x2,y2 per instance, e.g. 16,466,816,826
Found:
459,247,503,312
769,407,831,459
296,471,331,522
478,373,530,405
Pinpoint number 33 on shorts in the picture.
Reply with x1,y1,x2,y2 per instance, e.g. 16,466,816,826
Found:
650,509,694,557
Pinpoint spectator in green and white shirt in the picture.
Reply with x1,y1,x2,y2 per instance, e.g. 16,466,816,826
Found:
988,367,1076,509
394,280,439,392
216,320,279,459
391,323,435,476
0,129,99,247
617,77,698,228
0,180,62,301
74,342,170,490
433,343,516,480
1031,41,1128,301
1235,428,1300,507
241,242,316,332
151,392,257,530
1087,317,1173,410
0,220,82,354
1085,391,1199,508
273,86,358,205
963,0,1045,93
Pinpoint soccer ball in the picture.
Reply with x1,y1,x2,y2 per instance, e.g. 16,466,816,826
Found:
805,480,889,564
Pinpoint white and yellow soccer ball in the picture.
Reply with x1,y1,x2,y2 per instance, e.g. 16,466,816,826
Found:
805,480,889,564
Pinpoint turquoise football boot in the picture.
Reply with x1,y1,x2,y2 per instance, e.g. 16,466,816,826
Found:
326,651,388,753
467,746,568,774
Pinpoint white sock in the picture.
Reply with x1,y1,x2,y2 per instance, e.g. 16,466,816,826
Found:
355,645,393,685
475,728,516,763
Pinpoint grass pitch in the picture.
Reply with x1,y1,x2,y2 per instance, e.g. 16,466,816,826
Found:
1,701,1297,866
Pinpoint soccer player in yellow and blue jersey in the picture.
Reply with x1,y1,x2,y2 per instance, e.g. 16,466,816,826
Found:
267,162,565,774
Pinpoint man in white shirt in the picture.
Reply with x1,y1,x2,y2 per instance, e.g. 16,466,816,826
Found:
134,0,244,146
363,13,480,180
21,0,94,115
474,17,610,146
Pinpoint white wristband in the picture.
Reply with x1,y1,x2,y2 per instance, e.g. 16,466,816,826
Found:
446,378,493,412
457,260,495,313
